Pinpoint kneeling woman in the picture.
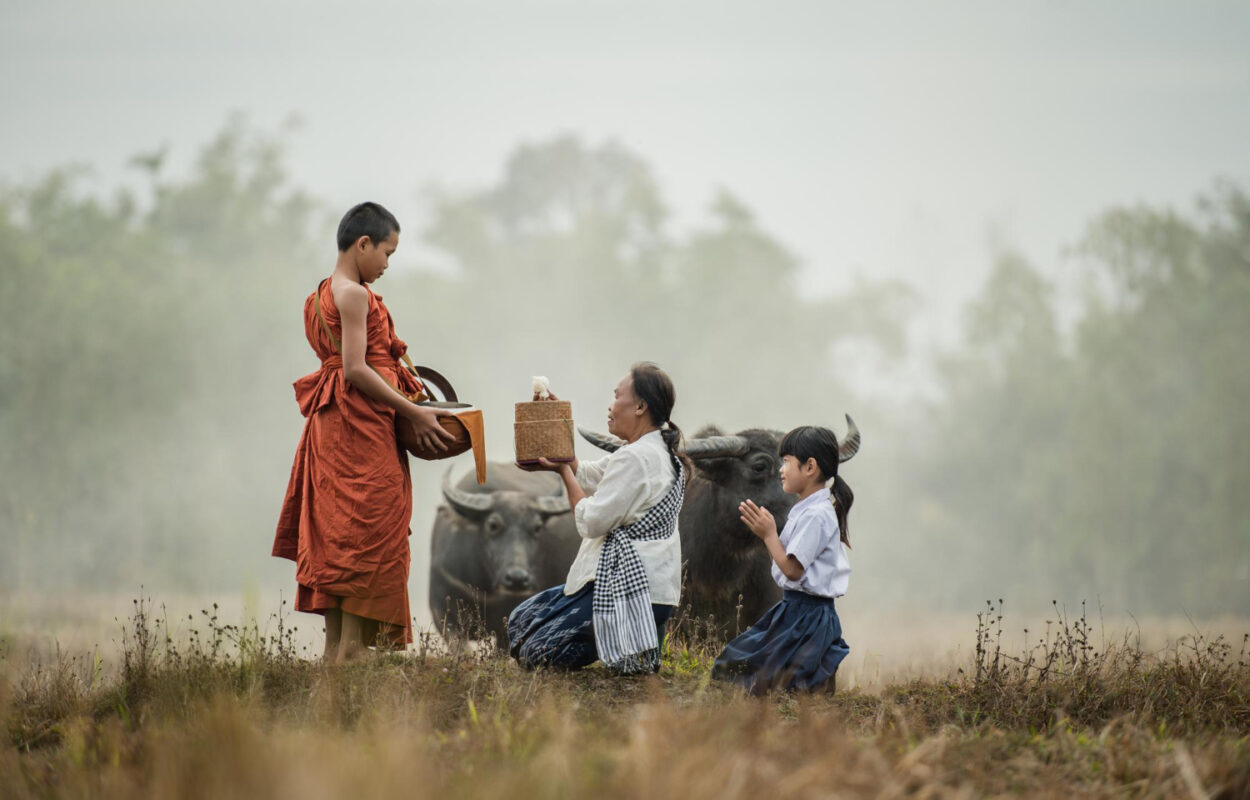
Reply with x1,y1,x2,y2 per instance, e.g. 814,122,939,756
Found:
508,363,687,674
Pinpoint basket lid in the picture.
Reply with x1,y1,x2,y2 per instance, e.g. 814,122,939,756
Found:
515,400,572,423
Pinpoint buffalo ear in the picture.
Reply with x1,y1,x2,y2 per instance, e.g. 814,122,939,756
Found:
529,497,572,518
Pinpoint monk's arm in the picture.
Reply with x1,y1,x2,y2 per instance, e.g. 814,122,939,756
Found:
335,283,454,446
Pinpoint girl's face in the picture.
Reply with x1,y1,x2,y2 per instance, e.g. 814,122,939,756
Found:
779,454,818,495
607,374,647,442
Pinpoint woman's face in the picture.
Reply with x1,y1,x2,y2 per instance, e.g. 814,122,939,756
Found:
607,374,647,441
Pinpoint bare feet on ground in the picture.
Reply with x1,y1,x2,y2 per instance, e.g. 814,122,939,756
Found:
332,610,376,664
334,638,373,664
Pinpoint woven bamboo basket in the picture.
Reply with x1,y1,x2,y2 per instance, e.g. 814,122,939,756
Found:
515,400,575,464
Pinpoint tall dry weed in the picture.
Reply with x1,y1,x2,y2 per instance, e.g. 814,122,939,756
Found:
2,596,1248,799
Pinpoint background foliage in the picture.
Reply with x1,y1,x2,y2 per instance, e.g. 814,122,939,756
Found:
1,122,1245,616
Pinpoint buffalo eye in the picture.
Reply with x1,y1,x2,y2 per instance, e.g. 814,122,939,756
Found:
749,456,772,475
528,518,544,537
484,515,504,536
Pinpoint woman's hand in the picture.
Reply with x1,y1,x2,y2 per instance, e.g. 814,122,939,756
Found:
402,404,458,452
739,499,778,541
531,391,561,402
516,457,575,474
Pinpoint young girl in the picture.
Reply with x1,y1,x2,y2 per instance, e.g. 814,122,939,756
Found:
711,425,855,694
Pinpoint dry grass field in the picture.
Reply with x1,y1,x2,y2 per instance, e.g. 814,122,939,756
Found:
2,597,1248,799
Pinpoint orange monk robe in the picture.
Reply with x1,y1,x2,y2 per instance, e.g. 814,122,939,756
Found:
274,279,420,647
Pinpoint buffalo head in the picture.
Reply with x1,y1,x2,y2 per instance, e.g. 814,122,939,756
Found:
438,468,571,596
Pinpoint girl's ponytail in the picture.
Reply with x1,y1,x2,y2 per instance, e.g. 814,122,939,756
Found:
830,475,853,547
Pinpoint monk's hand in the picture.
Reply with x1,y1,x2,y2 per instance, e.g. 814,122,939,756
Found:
739,499,777,541
407,405,458,452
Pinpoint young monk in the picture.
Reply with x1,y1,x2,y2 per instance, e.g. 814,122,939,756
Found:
273,202,456,663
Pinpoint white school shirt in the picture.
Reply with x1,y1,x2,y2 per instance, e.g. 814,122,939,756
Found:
563,430,682,606
772,489,851,598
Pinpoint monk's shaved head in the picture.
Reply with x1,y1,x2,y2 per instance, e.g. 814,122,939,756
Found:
336,202,400,252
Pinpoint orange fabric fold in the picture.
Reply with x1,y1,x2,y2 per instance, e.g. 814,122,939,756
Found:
452,408,487,485
274,279,422,647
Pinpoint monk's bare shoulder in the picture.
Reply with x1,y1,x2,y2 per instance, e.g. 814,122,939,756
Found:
331,280,369,315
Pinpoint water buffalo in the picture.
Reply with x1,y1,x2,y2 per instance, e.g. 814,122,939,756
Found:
430,463,582,646
579,417,860,634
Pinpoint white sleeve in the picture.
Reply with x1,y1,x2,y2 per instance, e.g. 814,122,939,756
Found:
783,511,832,569
575,454,612,492
574,449,649,540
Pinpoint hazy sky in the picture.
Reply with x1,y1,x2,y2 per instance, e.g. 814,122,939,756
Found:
4,0,1249,346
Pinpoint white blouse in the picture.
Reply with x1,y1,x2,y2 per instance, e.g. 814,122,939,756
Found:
563,430,682,606
772,489,851,599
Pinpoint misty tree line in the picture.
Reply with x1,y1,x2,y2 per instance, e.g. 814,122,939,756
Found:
878,188,1250,613
0,120,1245,615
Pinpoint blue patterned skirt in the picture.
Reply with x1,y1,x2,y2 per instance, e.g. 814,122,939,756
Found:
711,590,850,694
507,583,674,671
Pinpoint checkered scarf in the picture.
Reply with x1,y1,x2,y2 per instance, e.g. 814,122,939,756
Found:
593,453,685,674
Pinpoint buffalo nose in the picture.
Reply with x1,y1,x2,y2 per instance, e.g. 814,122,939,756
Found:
503,567,531,591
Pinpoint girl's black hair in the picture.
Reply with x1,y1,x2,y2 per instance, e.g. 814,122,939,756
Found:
337,202,401,252
629,362,692,479
778,425,854,546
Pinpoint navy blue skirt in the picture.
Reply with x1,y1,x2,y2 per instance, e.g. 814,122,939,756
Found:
711,590,850,694
507,583,674,671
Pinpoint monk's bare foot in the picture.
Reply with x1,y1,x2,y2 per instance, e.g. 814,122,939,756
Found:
322,609,343,661
335,639,373,664
334,611,375,664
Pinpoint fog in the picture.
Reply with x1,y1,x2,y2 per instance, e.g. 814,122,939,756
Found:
2,0,1248,640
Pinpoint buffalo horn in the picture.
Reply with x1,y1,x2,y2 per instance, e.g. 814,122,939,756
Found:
441,468,494,515
530,484,572,516
683,435,750,460
838,414,861,463
578,427,624,453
